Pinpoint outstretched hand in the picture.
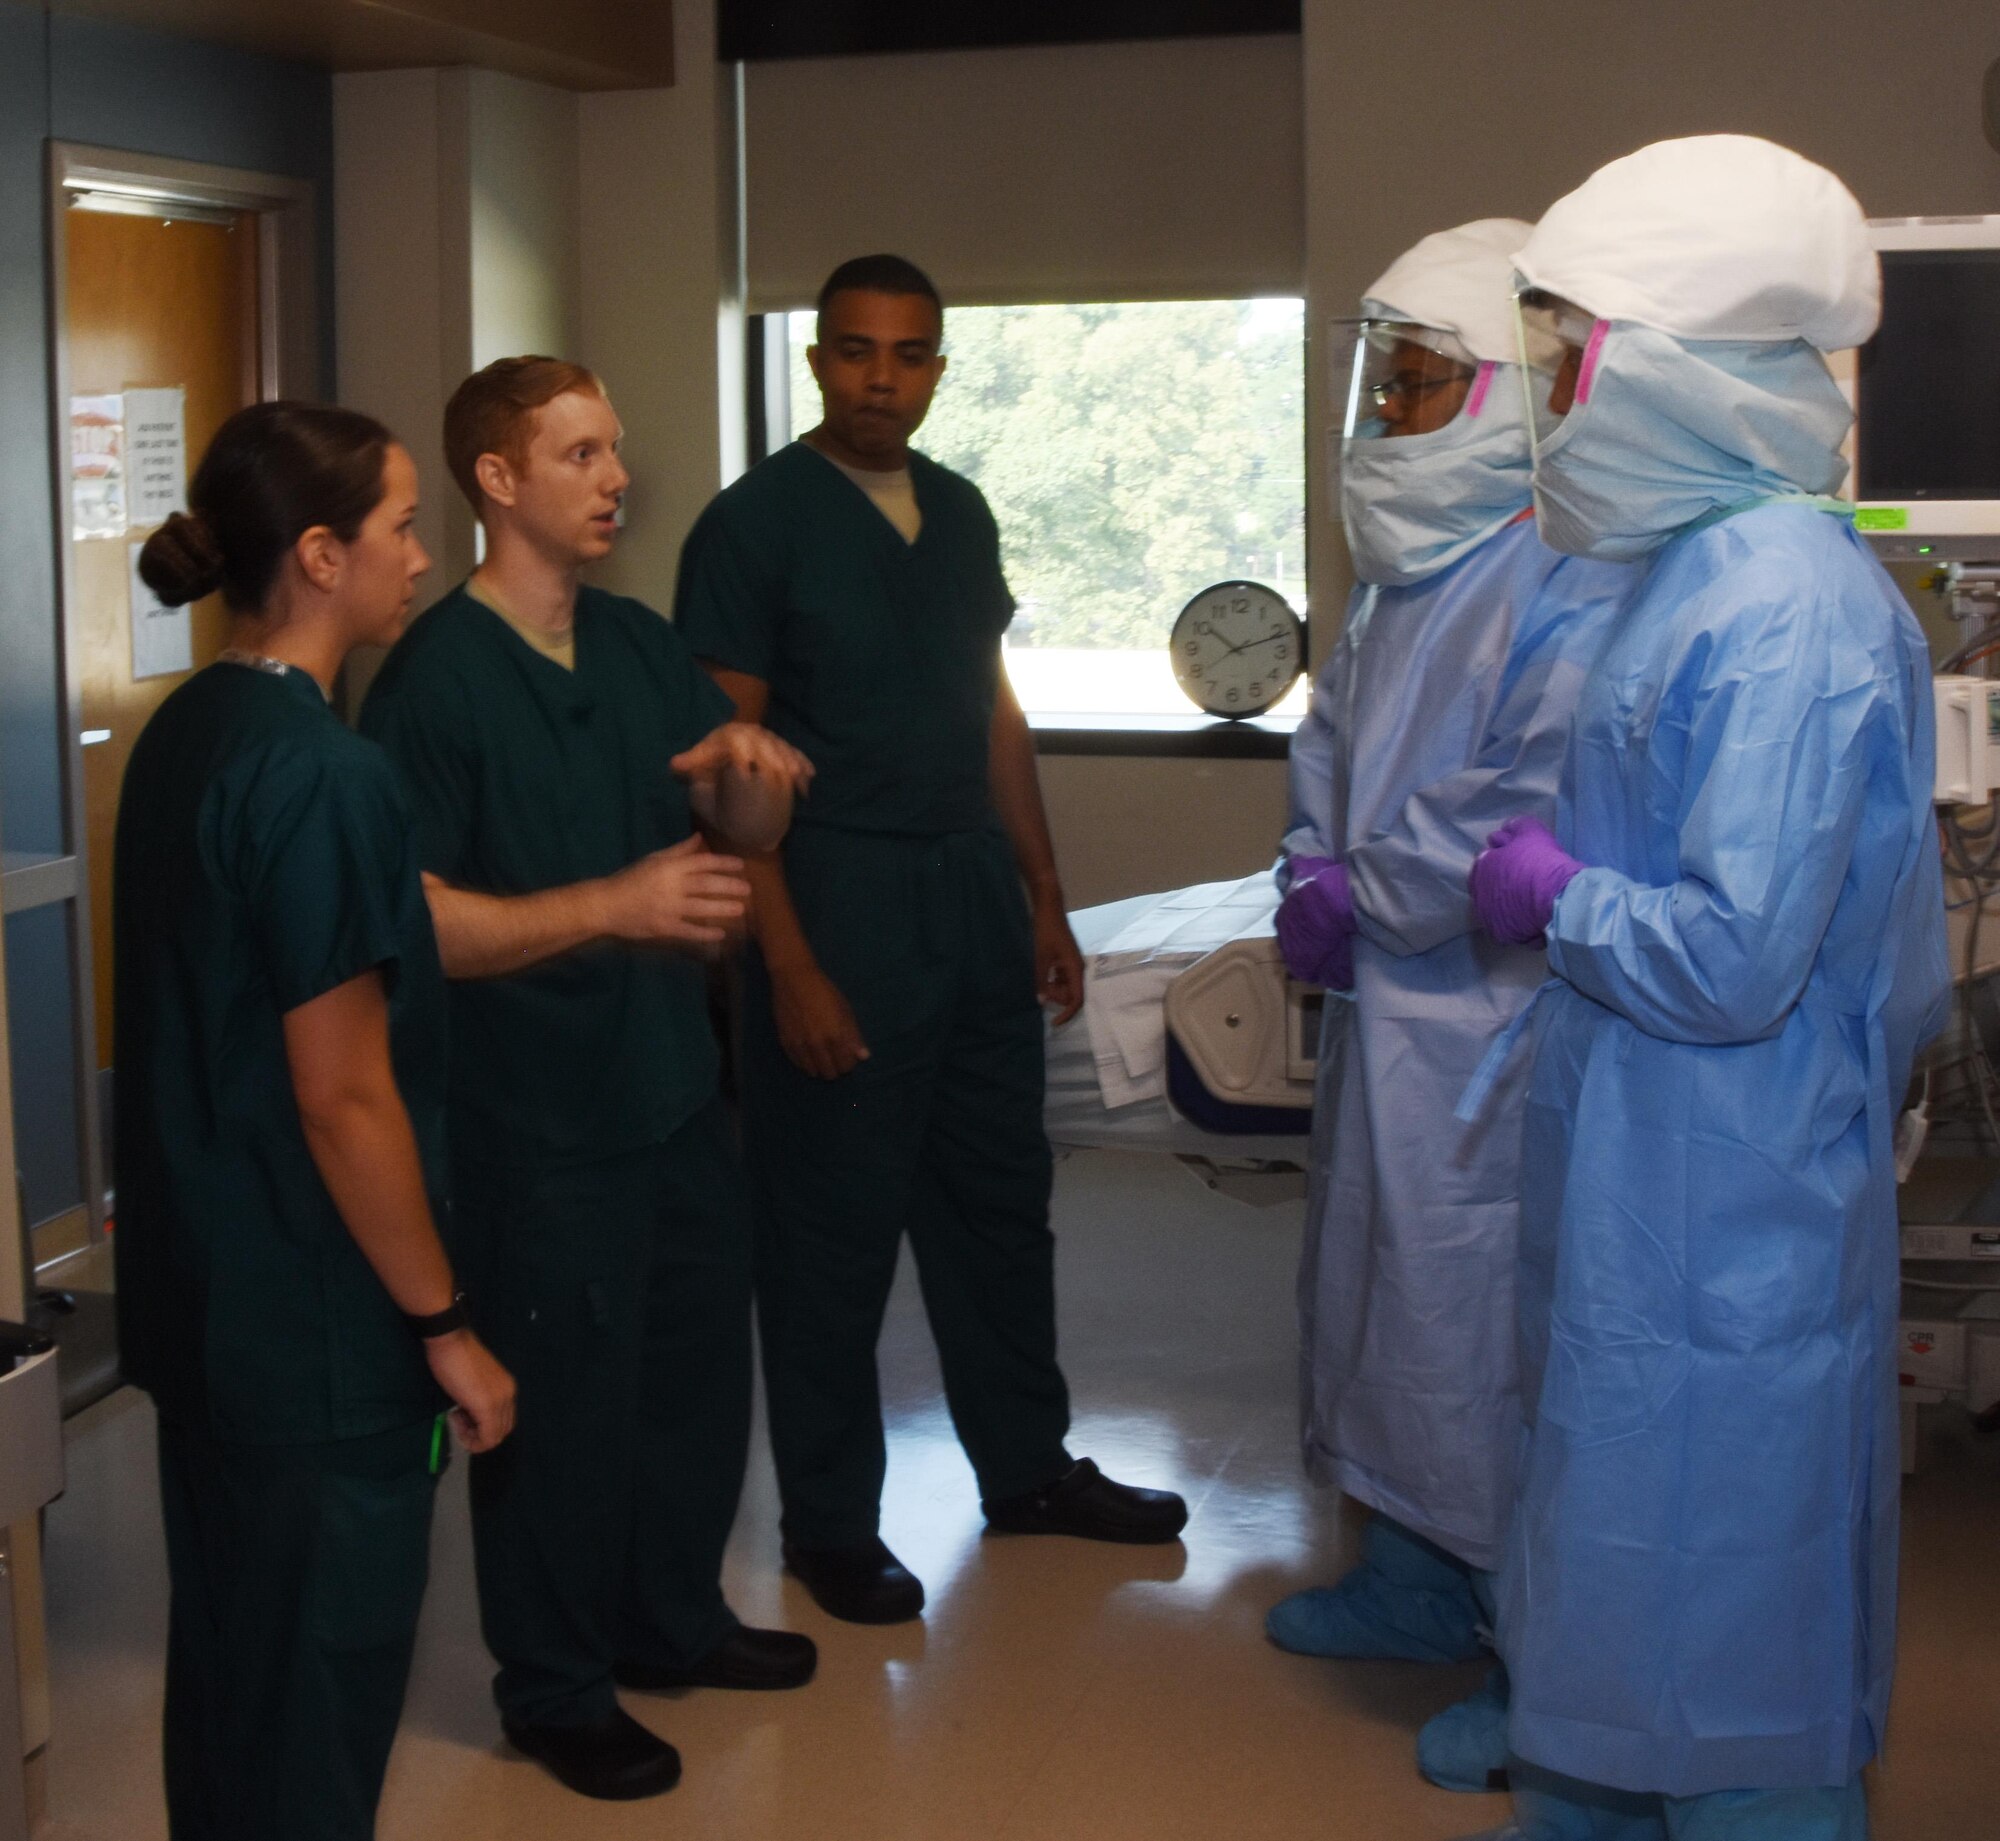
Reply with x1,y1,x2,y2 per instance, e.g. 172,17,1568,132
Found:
596,836,751,949
672,722,814,797
674,723,814,854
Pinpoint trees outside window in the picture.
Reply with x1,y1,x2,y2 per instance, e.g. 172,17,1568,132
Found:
786,299,1307,717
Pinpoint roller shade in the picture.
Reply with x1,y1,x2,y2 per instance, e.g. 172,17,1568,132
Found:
743,35,1305,312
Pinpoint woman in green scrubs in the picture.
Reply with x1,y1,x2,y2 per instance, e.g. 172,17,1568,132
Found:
115,401,515,1841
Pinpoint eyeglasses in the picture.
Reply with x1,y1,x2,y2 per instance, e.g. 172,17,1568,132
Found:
1368,368,1476,411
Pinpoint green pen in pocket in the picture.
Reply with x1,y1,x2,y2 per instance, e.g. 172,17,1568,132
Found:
429,1412,448,1477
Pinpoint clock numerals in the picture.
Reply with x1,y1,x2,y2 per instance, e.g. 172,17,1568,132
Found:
1173,581,1302,718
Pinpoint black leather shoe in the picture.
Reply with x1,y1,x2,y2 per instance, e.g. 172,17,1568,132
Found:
502,1708,682,1801
615,1625,818,1692
983,1457,1189,1544
782,1536,925,1624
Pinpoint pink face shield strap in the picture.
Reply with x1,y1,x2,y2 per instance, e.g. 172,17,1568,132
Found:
1463,362,1497,419
1573,320,1610,406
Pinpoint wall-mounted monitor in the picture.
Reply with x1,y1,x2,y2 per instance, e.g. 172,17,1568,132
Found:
1839,216,2000,560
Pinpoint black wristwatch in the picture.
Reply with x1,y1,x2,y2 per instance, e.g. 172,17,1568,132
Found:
405,1291,470,1341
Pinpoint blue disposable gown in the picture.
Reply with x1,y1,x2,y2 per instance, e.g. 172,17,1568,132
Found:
1500,505,1950,1796
1285,515,1639,1570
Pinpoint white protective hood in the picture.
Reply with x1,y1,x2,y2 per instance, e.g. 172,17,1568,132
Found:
1365,217,1546,367
1516,134,1879,351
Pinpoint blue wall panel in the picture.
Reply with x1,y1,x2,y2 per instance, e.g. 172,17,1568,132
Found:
0,0,334,1226
0,3,62,862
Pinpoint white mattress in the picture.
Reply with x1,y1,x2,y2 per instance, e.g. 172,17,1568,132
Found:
1044,875,1311,1160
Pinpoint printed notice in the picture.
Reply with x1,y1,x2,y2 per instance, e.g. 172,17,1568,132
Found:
130,539,191,680
71,394,126,540
125,387,187,527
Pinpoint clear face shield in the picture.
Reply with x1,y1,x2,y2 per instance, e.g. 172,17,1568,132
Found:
1512,286,1600,456
1340,320,1482,441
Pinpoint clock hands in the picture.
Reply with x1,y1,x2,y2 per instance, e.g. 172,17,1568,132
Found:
1205,629,1291,661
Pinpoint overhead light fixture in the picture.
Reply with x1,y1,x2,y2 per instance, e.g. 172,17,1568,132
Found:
68,188,238,229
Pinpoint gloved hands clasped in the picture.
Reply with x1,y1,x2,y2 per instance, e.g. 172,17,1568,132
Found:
1468,816,1584,945
1277,856,1358,990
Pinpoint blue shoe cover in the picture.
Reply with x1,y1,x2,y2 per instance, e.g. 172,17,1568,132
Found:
1265,1517,1485,1662
1419,1665,1511,1792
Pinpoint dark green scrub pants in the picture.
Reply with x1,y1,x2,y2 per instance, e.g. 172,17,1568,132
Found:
743,826,1072,1549
157,1415,438,1841
456,1100,753,1727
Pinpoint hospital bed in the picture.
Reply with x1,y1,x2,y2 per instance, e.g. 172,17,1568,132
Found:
1045,875,1316,1198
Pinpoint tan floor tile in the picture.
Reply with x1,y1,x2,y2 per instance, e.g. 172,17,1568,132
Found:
35,1149,2000,1840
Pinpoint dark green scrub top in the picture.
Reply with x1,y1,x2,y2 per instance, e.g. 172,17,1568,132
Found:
673,442,1014,837
361,585,734,1165
112,661,448,1444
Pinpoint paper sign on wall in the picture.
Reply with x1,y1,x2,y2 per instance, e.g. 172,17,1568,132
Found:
71,394,126,540
130,539,191,680
125,387,187,527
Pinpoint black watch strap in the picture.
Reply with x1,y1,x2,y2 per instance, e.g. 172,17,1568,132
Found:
405,1291,469,1340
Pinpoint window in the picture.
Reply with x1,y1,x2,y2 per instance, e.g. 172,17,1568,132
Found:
784,299,1307,720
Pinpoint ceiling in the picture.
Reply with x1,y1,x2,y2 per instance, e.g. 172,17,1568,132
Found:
53,0,675,91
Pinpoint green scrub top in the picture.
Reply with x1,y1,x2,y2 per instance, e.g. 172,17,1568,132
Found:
361,585,735,1165
673,442,1014,837
112,661,448,1444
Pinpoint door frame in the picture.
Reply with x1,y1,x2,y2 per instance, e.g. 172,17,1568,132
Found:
36,143,317,1270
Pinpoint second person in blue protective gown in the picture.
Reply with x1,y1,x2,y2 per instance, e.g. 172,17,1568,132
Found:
1265,219,1641,1792
1467,136,1950,1841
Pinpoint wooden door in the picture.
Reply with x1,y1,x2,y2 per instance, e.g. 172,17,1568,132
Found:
65,204,259,1072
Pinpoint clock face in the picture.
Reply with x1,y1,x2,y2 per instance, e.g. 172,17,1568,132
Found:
1170,580,1304,718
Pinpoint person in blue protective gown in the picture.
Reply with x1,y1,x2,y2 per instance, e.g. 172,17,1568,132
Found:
1263,219,1641,1795
1464,135,1950,1841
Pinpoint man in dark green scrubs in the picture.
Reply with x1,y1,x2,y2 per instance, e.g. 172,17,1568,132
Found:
362,358,815,1802
674,255,1188,1626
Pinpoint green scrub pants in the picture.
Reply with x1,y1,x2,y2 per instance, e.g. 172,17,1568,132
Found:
157,1414,439,1841
743,825,1072,1549
456,1101,754,1727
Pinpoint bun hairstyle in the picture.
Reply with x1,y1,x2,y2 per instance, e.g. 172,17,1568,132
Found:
138,509,227,607
137,400,395,612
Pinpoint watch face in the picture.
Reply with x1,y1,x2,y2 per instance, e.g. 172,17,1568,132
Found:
1170,581,1304,718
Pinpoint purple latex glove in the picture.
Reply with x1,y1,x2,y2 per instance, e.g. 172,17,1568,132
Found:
1469,816,1585,946
1277,856,1357,990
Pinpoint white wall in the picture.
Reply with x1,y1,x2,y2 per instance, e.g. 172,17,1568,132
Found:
335,65,584,582
466,68,580,368
1039,756,1289,911
334,67,473,586
575,1,745,608
335,64,592,704
743,34,1305,310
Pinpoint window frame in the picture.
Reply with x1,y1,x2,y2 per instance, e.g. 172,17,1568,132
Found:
743,307,1310,758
